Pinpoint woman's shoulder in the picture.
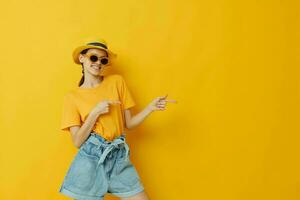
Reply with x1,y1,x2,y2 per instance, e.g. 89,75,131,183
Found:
105,74,126,86
63,90,76,100
64,74,124,96
106,73,124,81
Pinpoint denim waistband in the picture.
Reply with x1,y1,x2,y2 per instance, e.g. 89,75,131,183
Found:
86,132,129,167
88,132,126,145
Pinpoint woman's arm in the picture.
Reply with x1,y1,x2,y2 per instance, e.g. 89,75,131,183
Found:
69,109,103,148
124,107,152,129
70,100,121,148
124,94,177,129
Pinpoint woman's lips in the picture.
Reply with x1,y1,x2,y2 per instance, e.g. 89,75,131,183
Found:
92,65,101,70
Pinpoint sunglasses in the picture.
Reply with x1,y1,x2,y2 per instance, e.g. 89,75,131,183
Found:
87,54,109,65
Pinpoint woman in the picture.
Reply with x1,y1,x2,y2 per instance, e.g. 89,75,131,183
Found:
58,38,176,200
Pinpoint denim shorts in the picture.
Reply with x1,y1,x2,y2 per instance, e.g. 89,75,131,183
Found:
59,132,144,200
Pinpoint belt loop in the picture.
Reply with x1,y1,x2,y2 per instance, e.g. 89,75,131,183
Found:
124,143,130,161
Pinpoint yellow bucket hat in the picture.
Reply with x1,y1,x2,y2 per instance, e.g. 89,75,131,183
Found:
72,38,117,64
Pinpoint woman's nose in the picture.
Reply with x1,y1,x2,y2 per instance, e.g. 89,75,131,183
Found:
94,60,101,65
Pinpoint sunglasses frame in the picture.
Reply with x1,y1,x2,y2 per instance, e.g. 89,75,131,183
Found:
86,54,109,65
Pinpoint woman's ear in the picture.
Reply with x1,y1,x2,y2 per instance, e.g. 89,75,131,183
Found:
78,54,85,63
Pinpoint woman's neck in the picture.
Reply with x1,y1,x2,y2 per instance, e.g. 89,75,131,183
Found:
80,75,103,88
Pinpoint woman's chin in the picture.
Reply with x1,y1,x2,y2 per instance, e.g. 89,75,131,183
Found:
88,69,100,75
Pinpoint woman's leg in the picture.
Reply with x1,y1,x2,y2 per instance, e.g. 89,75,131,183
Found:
120,191,150,200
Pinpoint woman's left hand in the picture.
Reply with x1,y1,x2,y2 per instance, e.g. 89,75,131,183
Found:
147,94,177,112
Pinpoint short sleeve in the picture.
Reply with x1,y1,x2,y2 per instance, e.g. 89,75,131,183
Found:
116,75,136,110
60,93,81,132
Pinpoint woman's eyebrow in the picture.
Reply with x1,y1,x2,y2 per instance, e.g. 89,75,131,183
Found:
92,55,107,58
89,54,107,58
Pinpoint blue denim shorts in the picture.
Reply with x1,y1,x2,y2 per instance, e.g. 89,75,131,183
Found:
59,132,144,200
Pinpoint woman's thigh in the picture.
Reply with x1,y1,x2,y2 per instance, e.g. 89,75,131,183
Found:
120,191,150,200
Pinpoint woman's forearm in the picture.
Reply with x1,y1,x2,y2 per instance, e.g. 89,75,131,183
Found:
127,106,153,129
74,110,102,148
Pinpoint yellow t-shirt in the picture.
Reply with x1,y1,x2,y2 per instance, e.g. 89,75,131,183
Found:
60,74,136,141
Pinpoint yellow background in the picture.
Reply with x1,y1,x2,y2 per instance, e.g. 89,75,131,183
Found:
0,0,299,199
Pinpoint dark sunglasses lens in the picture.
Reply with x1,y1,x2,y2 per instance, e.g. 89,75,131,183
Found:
90,55,98,62
101,58,108,65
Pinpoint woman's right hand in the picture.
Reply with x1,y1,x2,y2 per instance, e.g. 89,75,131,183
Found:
93,100,121,115
146,94,177,112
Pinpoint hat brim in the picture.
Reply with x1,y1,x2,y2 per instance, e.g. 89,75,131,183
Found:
72,45,117,64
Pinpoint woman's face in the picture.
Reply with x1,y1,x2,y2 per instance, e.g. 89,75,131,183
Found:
79,48,109,76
